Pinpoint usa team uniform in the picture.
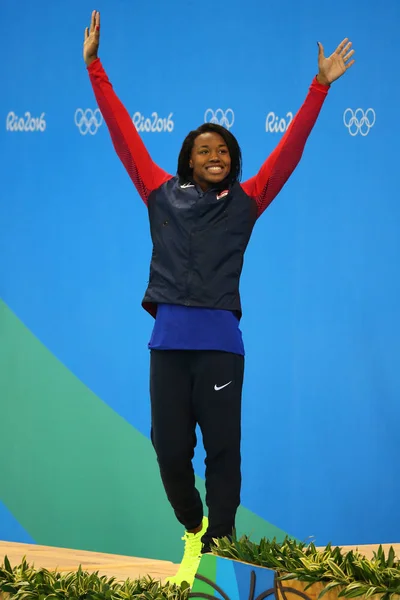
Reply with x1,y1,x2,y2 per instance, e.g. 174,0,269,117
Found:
88,57,329,549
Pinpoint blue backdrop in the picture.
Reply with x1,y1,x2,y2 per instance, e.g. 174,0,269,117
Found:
1,0,399,548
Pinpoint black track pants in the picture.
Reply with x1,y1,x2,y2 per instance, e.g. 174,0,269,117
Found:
150,349,244,548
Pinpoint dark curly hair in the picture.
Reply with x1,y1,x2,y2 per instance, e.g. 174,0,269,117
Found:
177,123,242,185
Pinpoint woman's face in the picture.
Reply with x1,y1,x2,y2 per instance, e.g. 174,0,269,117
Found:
189,132,231,191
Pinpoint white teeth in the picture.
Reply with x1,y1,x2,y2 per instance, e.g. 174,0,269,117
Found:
208,166,222,172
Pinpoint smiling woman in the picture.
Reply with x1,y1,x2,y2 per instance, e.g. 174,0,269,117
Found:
191,133,232,187
83,8,355,590
176,124,239,191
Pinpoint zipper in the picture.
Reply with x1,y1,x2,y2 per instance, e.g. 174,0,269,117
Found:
183,186,223,305
185,229,194,306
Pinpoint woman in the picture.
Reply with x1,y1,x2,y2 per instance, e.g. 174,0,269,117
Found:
83,10,354,587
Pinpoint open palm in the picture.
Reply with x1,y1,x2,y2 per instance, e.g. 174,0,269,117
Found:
318,38,355,85
84,10,100,67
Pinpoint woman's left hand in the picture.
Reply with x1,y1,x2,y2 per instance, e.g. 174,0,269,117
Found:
317,38,355,86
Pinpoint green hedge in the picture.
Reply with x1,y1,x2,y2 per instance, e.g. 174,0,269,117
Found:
1,536,399,599
0,557,187,600
213,535,400,599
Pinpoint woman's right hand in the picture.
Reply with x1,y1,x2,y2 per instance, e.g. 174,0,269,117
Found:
84,10,100,67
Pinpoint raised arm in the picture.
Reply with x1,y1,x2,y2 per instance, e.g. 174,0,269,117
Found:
241,38,355,218
84,11,172,204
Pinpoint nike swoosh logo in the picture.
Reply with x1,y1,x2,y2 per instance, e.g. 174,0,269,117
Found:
214,381,232,391
181,183,195,188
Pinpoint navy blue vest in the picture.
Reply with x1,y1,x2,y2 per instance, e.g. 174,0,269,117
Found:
142,176,258,319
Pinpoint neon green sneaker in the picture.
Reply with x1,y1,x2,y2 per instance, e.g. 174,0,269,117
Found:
165,516,208,588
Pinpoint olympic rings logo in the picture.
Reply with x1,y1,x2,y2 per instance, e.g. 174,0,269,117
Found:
204,108,234,130
74,108,103,135
343,108,375,136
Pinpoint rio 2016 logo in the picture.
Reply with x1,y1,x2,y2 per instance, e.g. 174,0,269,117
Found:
6,112,46,132
265,111,293,133
132,112,174,133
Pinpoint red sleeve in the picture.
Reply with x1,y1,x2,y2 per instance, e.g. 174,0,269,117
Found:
87,58,173,204
241,77,330,218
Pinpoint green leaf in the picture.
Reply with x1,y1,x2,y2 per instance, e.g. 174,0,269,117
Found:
326,560,348,581
1,583,18,593
388,547,396,568
318,581,343,599
3,556,12,575
364,586,380,598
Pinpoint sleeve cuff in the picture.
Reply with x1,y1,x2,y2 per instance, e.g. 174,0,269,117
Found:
87,57,101,73
311,75,330,94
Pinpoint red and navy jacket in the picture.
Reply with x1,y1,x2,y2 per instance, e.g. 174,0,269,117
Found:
88,58,329,319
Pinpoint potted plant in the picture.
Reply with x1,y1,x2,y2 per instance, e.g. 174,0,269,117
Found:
189,536,400,600
0,556,188,600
